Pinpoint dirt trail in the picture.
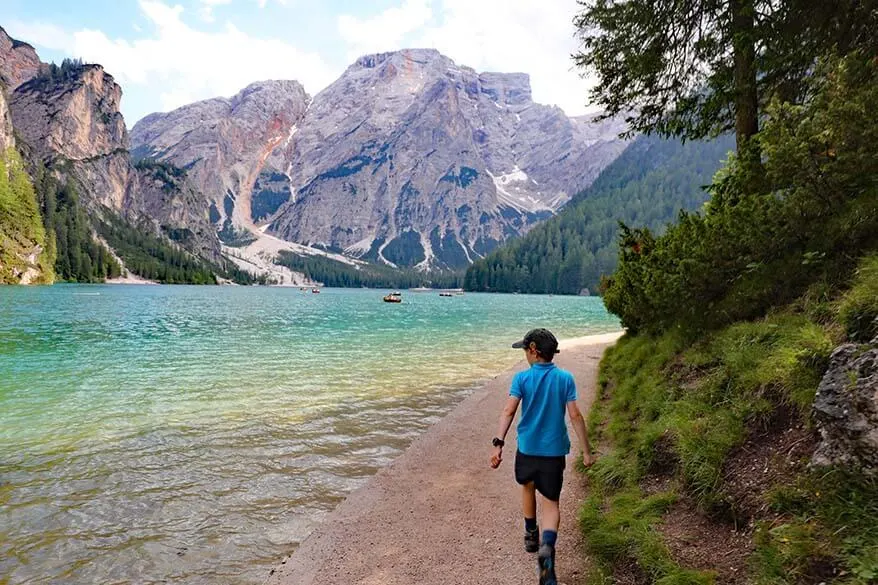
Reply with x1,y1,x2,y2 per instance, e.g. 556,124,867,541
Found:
265,339,616,585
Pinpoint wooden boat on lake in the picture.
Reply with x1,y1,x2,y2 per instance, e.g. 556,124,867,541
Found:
383,291,402,303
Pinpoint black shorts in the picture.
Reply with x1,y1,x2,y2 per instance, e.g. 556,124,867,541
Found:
514,451,566,501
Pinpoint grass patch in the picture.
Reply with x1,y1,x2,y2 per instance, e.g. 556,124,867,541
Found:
584,255,877,582
838,254,878,343
580,486,714,584
760,469,878,584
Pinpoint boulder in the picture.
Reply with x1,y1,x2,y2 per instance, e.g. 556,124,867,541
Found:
812,337,878,474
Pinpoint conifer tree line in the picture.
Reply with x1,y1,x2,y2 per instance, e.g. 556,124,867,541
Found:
604,54,878,334
464,135,734,294
275,250,463,289
35,169,121,282
572,0,878,324
574,0,877,176
92,211,216,284
31,58,87,88
467,0,877,296
0,148,52,283
31,166,261,285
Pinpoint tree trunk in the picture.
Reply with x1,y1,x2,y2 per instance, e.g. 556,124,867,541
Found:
731,0,760,178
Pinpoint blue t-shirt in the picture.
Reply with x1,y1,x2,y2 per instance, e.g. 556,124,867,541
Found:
510,362,577,457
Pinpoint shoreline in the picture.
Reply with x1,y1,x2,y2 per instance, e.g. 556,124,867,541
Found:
558,330,625,349
264,331,622,585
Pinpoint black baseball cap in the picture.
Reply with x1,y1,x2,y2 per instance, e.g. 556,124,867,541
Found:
511,328,560,355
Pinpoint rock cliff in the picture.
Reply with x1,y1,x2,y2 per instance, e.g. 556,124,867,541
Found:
130,80,310,240
12,64,130,208
0,26,41,91
132,49,628,270
0,84,12,151
8,61,221,261
270,49,628,269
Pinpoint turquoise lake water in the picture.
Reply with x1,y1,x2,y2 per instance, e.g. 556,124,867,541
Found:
0,285,620,584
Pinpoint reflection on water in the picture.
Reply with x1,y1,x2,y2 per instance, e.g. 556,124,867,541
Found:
0,286,619,584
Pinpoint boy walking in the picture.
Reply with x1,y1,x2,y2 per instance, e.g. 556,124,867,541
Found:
490,328,593,585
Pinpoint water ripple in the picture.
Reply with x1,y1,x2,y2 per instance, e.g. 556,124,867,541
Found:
0,286,619,584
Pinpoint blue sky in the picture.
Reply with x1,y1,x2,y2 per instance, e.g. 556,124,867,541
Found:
0,0,596,125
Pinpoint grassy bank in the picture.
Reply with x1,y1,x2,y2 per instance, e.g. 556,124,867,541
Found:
581,255,878,584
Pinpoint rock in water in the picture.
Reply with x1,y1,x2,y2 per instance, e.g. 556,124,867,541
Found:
812,338,878,474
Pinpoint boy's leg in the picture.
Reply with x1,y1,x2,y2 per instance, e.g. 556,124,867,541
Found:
521,481,537,519
538,493,560,534
535,456,564,585
522,482,539,553
537,494,560,585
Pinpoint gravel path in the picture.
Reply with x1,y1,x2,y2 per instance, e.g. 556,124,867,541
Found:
264,339,616,585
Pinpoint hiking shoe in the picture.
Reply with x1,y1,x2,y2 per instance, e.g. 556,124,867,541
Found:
538,543,557,585
524,527,539,553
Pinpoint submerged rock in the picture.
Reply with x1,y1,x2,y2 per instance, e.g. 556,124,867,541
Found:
812,338,878,474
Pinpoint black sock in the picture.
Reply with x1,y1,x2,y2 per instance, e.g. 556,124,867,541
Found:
542,530,557,547
524,517,537,532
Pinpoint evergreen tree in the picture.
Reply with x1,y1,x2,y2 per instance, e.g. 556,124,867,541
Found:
0,148,53,283
464,135,735,294
603,54,878,334
573,0,877,173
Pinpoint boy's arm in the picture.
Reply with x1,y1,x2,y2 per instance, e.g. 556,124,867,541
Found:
567,400,594,467
490,396,520,469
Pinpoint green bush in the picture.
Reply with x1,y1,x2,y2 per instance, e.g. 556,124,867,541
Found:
603,54,878,335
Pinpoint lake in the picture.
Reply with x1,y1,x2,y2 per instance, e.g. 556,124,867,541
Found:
0,285,619,584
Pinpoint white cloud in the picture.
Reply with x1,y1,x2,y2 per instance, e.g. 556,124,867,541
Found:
337,0,432,59
198,0,233,23
419,0,598,115
12,1,335,124
10,0,598,124
338,0,598,116
5,21,73,51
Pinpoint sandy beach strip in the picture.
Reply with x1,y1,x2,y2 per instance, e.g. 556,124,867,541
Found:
105,274,159,285
263,331,622,585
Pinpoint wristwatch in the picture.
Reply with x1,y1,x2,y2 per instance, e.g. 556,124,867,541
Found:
492,437,505,448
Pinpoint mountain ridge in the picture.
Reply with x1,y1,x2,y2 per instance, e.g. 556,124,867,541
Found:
132,48,628,271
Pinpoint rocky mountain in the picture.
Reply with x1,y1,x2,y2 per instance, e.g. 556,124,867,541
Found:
0,88,53,284
12,64,129,207
0,85,12,151
9,60,221,262
132,49,627,270
0,26,41,91
130,81,310,241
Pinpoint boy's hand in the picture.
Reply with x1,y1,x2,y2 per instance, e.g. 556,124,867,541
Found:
582,451,595,468
490,446,503,468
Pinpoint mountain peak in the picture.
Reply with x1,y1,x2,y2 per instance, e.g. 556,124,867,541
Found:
235,79,306,97
229,79,309,111
353,48,447,70
477,72,532,106
0,26,42,91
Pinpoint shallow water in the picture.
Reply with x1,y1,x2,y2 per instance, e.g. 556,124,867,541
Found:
0,285,619,584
